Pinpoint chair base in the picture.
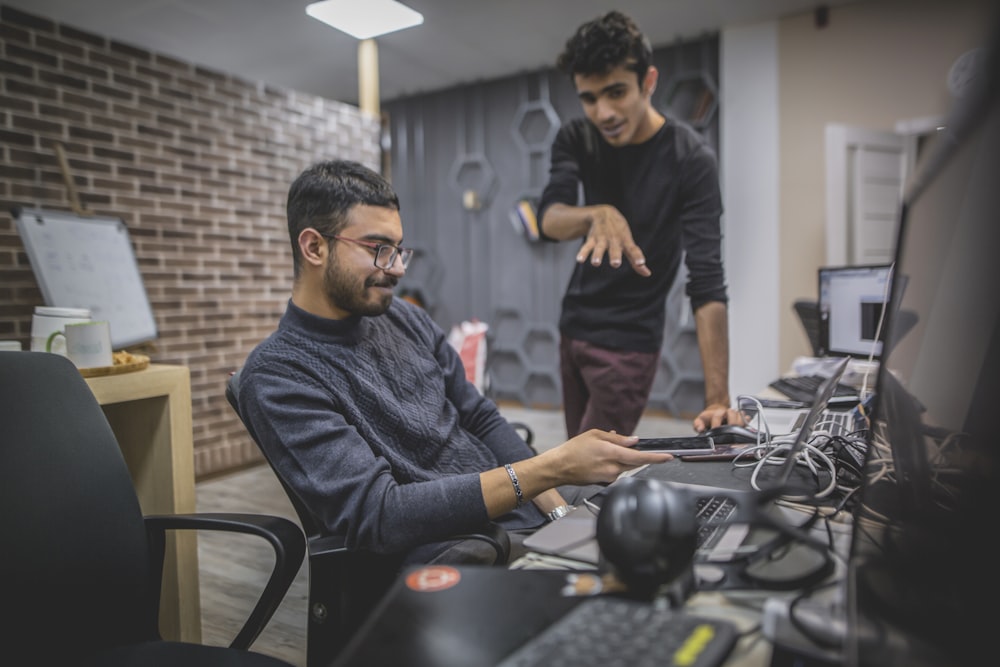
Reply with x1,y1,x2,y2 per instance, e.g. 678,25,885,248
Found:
306,549,403,667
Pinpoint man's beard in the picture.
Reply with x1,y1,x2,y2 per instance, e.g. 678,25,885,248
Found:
322,261,397,317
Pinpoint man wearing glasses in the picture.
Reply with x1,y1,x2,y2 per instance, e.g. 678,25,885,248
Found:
236,159,672,565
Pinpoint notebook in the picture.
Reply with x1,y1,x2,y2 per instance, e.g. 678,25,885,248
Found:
521,358,852,577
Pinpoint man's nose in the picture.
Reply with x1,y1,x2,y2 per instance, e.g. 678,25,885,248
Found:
594,98,615,121
383,255,406,276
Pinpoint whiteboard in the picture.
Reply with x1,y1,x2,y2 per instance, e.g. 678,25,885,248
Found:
14,207,158,348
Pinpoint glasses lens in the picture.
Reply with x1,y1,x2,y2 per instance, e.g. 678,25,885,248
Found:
374,245,413,269
374,245,394,269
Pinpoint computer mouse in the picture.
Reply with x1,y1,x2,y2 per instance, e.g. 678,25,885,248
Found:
702,424,760,444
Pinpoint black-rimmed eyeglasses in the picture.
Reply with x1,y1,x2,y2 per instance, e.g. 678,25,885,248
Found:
322,234,414,269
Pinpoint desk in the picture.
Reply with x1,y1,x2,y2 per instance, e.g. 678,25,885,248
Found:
84,364,200,643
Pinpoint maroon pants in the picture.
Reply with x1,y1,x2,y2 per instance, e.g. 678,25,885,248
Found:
559,336,659,438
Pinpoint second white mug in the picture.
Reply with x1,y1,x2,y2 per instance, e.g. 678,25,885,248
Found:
46,320,113,369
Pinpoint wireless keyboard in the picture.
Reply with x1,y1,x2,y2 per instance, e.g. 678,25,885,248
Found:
497,595,739,667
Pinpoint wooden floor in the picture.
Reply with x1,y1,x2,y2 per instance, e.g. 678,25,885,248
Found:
195,406,692,665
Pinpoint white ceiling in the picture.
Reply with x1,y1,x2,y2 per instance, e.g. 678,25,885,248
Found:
5,0,866,105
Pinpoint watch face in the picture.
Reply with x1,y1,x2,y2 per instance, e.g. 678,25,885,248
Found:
948,48,984,98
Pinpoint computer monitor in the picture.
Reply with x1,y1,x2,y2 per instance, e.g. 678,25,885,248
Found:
817,264,893,359
845,15,1000,666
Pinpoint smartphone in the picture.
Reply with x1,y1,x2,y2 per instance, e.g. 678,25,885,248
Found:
680,442,755,462
633,435,716,456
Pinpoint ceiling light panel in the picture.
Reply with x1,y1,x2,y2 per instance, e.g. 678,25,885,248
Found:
306,0,424,40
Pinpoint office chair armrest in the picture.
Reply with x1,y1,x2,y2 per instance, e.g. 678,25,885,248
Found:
145,512,306,650
509,421,536,452
453,522,511,565
308,532,348,557
308,523,509,565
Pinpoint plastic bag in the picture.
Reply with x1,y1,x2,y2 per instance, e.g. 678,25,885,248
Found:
447,319,489,394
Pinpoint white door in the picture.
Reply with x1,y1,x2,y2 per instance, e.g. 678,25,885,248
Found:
824,125,908,266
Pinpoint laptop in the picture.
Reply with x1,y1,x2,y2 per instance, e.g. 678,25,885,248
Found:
756,356,867,438
521,357,852,582
331,567,585,667
817,264,894,359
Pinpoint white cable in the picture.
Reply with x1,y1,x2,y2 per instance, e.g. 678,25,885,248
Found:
747,439,838,501
734,393,771,446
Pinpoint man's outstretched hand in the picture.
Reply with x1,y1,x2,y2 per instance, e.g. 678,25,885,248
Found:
576,205,652,277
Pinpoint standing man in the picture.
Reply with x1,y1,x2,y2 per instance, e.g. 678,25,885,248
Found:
538,10,740,437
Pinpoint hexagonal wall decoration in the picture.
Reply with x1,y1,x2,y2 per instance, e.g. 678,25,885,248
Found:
448,153,498,209
661,72,718,130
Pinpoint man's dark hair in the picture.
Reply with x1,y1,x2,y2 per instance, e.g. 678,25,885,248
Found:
556,11,653,85
286,159,400,276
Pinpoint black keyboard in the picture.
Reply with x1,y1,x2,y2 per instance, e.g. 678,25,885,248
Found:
769,374,858,404
497,595,739,667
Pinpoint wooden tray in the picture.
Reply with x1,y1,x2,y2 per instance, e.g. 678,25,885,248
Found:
79,354,150,378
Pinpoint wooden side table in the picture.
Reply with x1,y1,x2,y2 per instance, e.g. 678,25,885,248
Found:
85,364,201,643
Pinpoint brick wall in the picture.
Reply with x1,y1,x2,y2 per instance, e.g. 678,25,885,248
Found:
0,6,380,478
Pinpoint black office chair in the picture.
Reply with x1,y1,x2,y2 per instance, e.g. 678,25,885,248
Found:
0,351,306,666
225,367,510,667
793,299,823,357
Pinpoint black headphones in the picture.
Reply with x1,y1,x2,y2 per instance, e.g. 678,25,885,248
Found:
598,477,838,596
596,477,698,594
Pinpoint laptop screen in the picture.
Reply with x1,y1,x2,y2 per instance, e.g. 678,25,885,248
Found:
817,264,893,359
844,16,1000,665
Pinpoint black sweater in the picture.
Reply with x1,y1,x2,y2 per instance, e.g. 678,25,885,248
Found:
538,117,728,353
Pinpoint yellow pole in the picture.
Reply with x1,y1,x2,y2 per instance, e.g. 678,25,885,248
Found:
358,38,380,119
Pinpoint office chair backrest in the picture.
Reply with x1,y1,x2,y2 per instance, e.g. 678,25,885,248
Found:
226,367,324,538
793,299,822,357
0,352,160,661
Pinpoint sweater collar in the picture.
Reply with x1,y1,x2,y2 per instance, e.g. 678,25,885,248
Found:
281,299,365,344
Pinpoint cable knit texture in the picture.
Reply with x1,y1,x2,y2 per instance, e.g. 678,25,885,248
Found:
238,298,543,561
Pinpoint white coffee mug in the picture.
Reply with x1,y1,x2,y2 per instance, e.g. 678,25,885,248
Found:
31,306,93,355
46,320,113,369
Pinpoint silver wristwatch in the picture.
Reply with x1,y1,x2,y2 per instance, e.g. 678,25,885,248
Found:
546,504,572,522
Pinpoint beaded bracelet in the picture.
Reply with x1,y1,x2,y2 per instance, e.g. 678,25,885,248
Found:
504,463,524,507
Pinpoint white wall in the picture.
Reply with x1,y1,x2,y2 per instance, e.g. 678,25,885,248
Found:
717,0,992,402
775,0,990,373
720,22,782,398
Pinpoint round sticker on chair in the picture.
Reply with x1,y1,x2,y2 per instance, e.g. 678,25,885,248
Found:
405,565,462,592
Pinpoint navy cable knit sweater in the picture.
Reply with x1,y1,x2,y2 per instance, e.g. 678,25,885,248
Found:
238,299,544,560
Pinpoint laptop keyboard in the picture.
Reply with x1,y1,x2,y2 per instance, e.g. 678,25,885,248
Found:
496,595,739,667
769,374,858,404
790,408,855,436
696,495,738,550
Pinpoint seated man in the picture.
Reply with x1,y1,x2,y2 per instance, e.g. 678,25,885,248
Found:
237,159,673,565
